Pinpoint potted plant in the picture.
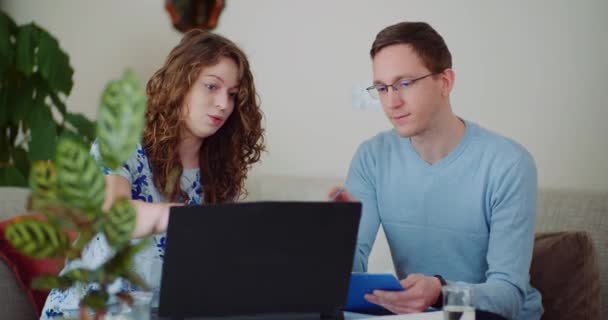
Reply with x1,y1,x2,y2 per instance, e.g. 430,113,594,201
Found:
0,10,95,187
4,69,148,320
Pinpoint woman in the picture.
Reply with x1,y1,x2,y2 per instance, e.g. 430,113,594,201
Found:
41,29,265,319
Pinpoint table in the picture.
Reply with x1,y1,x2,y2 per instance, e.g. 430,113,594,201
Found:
151,311,443,320
153,309,505,319
347,311,442,319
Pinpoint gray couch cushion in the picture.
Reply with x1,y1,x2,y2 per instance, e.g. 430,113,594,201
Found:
0,187,30,220
0,264,37,320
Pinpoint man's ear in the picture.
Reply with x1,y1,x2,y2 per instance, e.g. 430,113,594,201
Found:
440,68,455,97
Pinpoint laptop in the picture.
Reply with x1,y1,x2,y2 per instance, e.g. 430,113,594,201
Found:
156,201,362,320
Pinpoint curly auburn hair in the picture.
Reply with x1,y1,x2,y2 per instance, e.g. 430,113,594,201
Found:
143,29,265,204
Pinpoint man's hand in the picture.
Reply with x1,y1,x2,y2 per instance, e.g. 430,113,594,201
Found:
364,273,442,314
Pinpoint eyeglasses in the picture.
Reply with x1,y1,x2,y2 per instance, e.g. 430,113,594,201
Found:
366,73,437,99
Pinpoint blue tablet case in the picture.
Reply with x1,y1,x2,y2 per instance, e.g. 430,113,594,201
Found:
344,273,404,314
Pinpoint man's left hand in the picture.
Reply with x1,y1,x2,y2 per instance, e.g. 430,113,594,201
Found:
364,273,442,314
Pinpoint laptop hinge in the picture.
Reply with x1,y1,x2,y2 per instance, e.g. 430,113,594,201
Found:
321,310,344,320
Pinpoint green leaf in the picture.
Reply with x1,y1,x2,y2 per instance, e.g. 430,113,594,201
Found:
31,274,73,290
0,125,8,163
67,227,94,259
64,112,95,142
0,11,17,73
101,238,150,290
15,23,37,76
103,198,136,249
8,76,36,124
33,71,67,116
29,161,58,210
122,270,149,291
0,166,27,187
48,90,67,116
81,289,109,312
104,239,149,275
97,69,146,170
0,81,8,127
57,127,83,143
11,146,30,180
37,27,73,95
4,218,69,258
55,137,105,215
27,99,57,161
7,122,18,146
63,268,102,283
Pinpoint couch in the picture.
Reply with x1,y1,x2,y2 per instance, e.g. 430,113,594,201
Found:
1,176,606,319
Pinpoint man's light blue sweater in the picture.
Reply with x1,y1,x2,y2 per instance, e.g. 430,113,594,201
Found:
345,120,542,320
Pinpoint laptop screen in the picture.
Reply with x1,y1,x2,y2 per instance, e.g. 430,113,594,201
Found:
158,201,361,319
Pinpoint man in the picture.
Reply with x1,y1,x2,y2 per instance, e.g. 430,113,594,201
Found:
332,21,542,319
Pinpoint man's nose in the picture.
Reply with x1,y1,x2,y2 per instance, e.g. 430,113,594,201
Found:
384,86,403,108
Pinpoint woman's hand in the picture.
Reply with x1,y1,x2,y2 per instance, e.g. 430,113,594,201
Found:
103,174,182,237
327,186,357,202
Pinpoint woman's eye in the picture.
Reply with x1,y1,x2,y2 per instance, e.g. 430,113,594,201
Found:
205,83,218,91
228,92,238,99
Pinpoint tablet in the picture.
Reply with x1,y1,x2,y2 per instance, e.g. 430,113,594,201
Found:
344,273,404,314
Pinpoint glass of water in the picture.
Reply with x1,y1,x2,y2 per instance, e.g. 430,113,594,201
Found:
107,291,153,320
442,284,475,320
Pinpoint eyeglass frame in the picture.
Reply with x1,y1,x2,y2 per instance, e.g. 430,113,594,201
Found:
365,72,439,99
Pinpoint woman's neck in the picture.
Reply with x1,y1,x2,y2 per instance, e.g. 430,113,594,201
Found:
178,134,203,169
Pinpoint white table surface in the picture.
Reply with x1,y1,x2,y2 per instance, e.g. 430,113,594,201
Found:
150,311,443,320
347,311,442,320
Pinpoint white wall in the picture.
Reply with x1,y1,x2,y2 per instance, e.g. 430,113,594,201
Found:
4,0,608,191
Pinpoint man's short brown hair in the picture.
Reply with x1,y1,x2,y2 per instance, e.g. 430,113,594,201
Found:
371,21,452,73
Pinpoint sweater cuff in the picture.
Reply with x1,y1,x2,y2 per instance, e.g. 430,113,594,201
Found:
431,274,447,309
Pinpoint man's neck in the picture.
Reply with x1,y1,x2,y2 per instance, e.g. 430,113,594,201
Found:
178,133,203,169
410,112,465,165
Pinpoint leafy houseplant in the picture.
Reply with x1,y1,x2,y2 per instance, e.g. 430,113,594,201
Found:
0,11,95,187
4,69,148,320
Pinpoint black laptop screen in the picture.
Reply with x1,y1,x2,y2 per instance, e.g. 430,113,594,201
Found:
158,201,361,318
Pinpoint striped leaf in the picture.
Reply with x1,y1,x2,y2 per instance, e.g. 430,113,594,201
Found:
63,268,102,283
81,289,109,312
4,218,68,258
103,198,136,248
55,137,105,217
122,270,149,291
97,70,146,170
31,274,73,290
28,161,58,210
67,228,95,259
104,239,149,276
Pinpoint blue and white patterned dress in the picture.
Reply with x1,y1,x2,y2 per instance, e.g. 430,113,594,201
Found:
40,142,202,319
